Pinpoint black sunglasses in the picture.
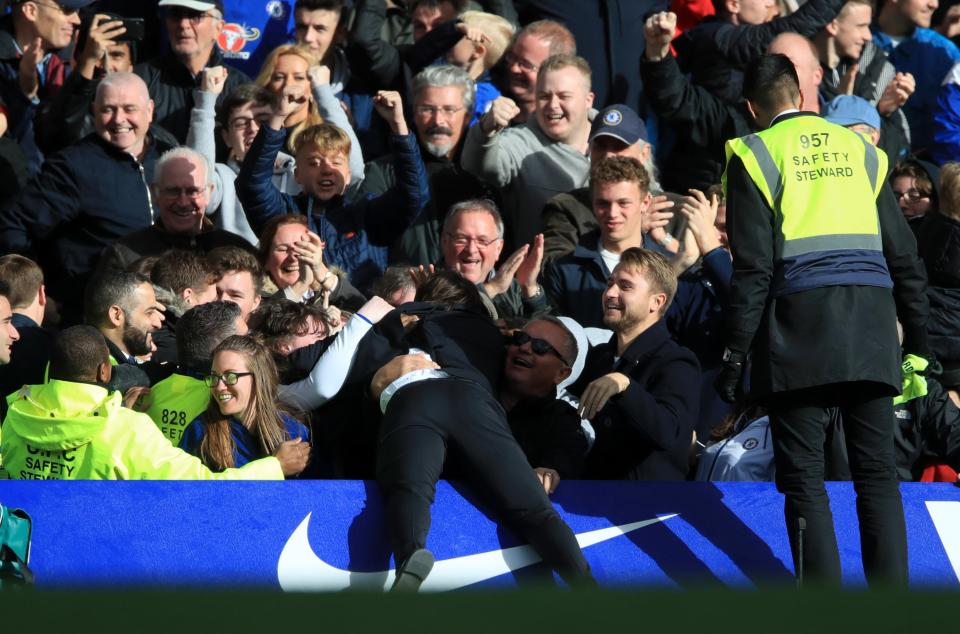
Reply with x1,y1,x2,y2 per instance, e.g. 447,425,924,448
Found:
509,331,570,366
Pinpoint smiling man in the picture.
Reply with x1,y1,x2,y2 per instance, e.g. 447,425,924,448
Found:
0,72,179,325
135,0,250,142
96,146,253,273
569,248,700,479
462,54,594,253
359,65,497,266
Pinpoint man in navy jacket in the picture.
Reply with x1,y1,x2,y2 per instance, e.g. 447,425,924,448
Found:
571,247,701,479
236,85,430,291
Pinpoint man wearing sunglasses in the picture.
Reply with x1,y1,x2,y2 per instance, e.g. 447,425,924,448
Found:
134,0,250,143
0,0,96,174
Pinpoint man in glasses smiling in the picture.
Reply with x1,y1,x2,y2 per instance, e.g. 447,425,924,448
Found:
95,146,253,274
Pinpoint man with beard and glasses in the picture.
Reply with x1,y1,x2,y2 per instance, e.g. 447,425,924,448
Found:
0,72,176,325
84,270,167,387
95,146,253,274
569,248,701,479
358,65,498,266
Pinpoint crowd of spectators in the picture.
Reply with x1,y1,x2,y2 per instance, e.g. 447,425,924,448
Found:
0,0,958,496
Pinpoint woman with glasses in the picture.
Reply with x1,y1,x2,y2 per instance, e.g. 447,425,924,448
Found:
890,158,939,231
179,335,310,476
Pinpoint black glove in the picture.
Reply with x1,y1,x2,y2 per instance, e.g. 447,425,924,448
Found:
716,350,747,404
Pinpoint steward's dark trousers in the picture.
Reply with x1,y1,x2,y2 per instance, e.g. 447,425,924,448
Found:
768,382,907,587
376,378,593,584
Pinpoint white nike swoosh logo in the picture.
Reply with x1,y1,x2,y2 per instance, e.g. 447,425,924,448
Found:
277,512,678,591
927,501,960,583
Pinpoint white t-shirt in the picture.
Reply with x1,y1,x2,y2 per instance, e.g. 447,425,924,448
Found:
599,239,621,274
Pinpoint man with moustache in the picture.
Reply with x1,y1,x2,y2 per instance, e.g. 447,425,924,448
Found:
0,72,176,325
96,146,253,273
359,65,497,266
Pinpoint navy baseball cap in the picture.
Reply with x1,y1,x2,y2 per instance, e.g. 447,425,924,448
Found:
589,104,648,145
158,0,224,13
824,95,881,130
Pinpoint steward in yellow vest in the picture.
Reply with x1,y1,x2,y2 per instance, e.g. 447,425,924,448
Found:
143,371,209,445
716,53,931,587
0,326,309,480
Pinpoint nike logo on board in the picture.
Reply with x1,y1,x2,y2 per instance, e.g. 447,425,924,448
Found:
277,512,678,591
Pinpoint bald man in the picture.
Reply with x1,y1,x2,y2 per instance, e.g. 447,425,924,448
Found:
768,33,824,114
0,71,178,325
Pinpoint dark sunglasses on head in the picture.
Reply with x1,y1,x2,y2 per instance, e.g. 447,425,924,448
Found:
509,330,570,366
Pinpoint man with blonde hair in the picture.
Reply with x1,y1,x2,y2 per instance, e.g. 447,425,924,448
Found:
571,247,701,479
462,54,594,252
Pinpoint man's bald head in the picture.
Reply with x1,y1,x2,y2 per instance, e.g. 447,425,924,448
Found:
768,33,823,113
94,72,155,158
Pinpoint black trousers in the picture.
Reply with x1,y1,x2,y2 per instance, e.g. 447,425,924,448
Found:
376,378,592,584
768,382,907,587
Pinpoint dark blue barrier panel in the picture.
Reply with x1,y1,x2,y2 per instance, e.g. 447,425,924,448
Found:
0,481,958,590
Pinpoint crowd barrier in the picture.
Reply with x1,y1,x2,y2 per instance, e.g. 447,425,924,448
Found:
1,481,958,590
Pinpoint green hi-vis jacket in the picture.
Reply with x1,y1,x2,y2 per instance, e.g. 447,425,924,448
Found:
0,381,282,480
724,116,893,297
144,373,210,446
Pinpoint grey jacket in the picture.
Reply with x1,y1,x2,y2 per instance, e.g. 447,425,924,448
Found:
461,115,591,252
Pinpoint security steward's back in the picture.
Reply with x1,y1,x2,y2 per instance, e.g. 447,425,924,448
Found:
718,54,931,587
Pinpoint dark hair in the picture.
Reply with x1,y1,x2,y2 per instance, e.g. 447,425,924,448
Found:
295,0,347,13
151,250,213,296
257,214,310,267
208,246,263,296
175,301,242,372
415,269,484,310
217,83,277,130
0,279,10,303
83,270,151,327
371,266,416,304
127,255,161,277
742,54,801,113
248,298,328,349
411,0,468,14
48,325,110,383
0,254,43,310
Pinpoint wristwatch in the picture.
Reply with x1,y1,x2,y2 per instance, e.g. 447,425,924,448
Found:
319,270,336,289
658,234,675,248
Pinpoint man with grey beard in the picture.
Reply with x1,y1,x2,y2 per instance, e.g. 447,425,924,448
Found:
357,65,498,266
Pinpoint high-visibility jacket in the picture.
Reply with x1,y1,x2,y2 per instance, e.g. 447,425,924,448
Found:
0,381,282,480
724,116,893,296
143,372,210,445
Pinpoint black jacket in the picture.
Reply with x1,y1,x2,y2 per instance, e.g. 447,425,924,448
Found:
674,0,843,104
917,212,960,386
358,144,498,266
0,132,176,317
96,221,255,274
572,319,701,480
134,48,250,144
724,112,930,396
0,313,53,421
641,53,754,192
507,395,587,479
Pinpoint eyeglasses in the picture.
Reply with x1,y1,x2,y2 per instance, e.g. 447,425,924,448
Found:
505,52,538,73
228,116,267,131
510,331,570,366
894,189,930,203
444,232,501,250
163,7,222,24
204,371,253,387
31,1,79,16
415,105,465,118
158,186,206,200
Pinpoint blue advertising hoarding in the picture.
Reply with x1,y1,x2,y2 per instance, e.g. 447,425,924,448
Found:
1,481,958,590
